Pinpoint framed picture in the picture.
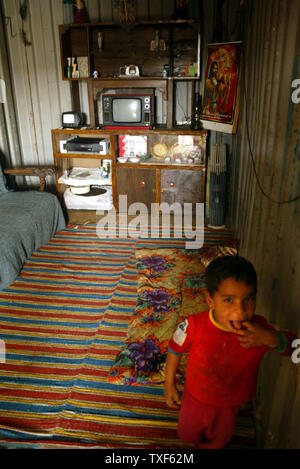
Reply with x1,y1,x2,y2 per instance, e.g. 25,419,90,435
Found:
201,42,242,131
113,0,136,23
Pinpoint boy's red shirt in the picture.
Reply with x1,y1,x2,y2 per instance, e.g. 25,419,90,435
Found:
168,310,295,407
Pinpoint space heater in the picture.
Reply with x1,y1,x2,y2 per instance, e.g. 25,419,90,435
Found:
208,143,227,229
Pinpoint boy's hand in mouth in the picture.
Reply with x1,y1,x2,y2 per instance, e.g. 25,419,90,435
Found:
235,321,280,349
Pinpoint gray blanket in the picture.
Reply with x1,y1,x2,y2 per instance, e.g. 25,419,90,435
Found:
0,191,65,290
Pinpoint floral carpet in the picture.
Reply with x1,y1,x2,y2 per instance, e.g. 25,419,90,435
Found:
108,245,237,385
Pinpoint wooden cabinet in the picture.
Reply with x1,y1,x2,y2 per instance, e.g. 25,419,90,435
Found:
51,128,207,221
54,20,207,223
161,169,204,206
116,167,156,210
116,166,205,213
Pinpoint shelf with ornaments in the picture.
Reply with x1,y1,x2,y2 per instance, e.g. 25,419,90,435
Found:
59,17,200,81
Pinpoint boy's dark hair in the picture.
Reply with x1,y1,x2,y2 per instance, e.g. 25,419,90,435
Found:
205,255,257,296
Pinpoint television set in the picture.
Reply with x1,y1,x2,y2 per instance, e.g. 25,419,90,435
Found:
102,92,154,129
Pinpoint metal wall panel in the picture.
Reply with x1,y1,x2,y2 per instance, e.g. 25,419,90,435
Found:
229,0,300,448
0,3,22,167
2,0,71,168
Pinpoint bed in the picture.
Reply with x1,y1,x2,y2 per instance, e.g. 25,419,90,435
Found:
0,223,256,449
0,165,66,290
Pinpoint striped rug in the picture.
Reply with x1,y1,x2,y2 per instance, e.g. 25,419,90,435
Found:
0,224,255,448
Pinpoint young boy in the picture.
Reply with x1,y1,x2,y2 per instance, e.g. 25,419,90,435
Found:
164,255,296,449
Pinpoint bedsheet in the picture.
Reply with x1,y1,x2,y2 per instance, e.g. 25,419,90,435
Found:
0,191,65,290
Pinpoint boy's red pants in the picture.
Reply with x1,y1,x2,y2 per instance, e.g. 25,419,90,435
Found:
177,388,239,449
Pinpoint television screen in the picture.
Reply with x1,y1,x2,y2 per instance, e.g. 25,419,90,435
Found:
112,98,142,123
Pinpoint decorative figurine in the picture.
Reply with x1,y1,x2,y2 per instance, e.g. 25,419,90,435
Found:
191,95,203,130
74,0,89,23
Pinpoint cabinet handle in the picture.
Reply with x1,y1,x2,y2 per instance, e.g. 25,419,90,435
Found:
161,184,174,193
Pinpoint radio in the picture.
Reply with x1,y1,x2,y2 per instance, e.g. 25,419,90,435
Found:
125,65,140,76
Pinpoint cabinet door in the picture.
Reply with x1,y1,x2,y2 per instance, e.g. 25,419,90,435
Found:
116,167,156,212
160,170,204,206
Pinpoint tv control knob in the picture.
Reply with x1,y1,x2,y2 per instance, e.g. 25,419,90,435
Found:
145,104,150,109
145,97,150,103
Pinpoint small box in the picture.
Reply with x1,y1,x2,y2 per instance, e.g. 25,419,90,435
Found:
77,56,89,78
119,135,147,158
185,62,198,77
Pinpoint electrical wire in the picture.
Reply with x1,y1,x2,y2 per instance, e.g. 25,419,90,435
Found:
243,72,300,205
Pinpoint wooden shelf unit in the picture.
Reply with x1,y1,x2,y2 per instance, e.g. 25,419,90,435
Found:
59,20,200,81
59,20,201,128
54,20,207,222
52,127,207,218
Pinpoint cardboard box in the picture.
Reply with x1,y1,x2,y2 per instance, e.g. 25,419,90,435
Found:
119,135,147,158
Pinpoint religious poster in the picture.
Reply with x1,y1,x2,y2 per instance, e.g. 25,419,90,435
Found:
201,42,242,127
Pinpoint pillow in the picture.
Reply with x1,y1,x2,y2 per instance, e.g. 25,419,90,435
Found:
0,164,8,194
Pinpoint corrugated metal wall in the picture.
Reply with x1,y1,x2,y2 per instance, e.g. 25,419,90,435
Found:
0,2,22,168
1,0,72,169
229,0,300,448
